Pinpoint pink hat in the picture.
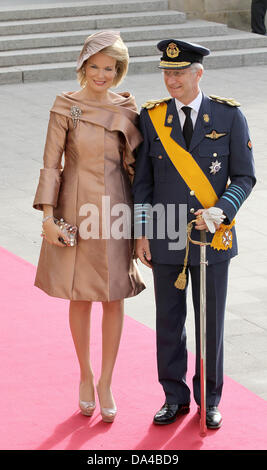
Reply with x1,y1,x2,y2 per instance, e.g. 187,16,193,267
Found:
76,30,121,71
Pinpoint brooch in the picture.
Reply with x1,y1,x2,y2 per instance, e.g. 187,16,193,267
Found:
209,160,222,175
203,114,210,123
70,105,82,128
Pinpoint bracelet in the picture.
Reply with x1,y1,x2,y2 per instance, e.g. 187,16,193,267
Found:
42,215,54,224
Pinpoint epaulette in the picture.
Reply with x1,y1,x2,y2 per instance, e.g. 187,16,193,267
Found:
209,94,241,107
141,97,171,110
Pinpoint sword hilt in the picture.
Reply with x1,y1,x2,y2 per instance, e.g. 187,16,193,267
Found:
188,220,211,247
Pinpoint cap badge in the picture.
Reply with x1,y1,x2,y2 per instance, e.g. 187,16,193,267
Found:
166,43,180,59
209,160,222,175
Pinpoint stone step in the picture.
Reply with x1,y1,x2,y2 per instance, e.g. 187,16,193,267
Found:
174,32,267,53
194,31,267,52
1,32,267,67
0,10,186,35
116,33,267,57
0,44,81,67
2,47,267,85
207,47,267,69
132,47,267,71
0,0,169,20
129,47,267,73
0,21,228,52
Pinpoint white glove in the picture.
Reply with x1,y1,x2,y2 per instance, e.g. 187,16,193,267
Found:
201,207,226,233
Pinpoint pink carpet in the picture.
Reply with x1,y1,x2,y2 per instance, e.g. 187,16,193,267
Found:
0,245,267,450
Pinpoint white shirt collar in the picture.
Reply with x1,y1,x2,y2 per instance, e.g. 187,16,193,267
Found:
175,91,202,114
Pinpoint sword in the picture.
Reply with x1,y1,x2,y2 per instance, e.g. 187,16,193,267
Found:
199,229,208,436
175,218,211,436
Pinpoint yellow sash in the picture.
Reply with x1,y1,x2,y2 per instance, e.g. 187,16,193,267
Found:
148,102,218,208
148,102,234,252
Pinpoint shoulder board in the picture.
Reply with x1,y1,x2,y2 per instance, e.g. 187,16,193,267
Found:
209,94,241,107
141,97,171,110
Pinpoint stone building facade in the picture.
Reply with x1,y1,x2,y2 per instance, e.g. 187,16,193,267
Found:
169,0,253,30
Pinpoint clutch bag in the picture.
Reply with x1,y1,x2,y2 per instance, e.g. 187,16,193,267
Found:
54,217,78,246
41,217,78,246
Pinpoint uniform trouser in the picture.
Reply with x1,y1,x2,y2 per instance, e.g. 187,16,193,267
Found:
251,0,267,35
152,260,230,406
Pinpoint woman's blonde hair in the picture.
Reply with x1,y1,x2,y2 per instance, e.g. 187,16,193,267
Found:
77,36,129,88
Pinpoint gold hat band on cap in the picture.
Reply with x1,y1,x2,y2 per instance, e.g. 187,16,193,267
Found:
159,60,191,68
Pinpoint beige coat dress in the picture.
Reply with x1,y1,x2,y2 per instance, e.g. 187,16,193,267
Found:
33,91,145,301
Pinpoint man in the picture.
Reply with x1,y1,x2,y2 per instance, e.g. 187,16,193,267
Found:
251,0,267,35
133,40,256,429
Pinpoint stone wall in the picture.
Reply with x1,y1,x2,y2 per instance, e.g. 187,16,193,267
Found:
169,0,252,31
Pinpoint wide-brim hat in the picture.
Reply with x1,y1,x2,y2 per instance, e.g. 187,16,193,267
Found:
76,30,121,71
157,39,210,70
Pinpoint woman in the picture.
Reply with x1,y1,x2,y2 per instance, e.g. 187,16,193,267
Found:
33,31,145,423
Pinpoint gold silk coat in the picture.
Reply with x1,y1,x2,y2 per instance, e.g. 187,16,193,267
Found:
33,91,145,301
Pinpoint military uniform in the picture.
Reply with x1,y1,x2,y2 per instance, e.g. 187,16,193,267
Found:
133,40,256,420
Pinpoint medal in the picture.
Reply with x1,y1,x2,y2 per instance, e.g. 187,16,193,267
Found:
209,160,221,175
222,230,232,248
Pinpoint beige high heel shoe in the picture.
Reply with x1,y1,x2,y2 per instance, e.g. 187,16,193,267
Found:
79,399,96,417
79,382,96,417
100,405,117,423
96,384,117,423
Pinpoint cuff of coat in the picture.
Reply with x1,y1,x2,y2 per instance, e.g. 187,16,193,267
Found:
134,203,151,238
214,198,236,225
33,168,62,211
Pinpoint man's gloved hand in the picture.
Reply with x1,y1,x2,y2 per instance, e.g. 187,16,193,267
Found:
195,208,226,233
201,207,226,233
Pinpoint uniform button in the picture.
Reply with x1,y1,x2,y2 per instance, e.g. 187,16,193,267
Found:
213,152,217,157
190,190,195,196
190,208,195,213
158,155,163,159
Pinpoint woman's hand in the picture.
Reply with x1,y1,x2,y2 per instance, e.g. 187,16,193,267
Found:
42,218,69,247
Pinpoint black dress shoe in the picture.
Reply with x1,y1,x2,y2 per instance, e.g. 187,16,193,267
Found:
153,402,190,425
198,406,222,429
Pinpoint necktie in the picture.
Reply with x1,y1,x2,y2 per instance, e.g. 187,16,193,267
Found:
181,106,193,149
